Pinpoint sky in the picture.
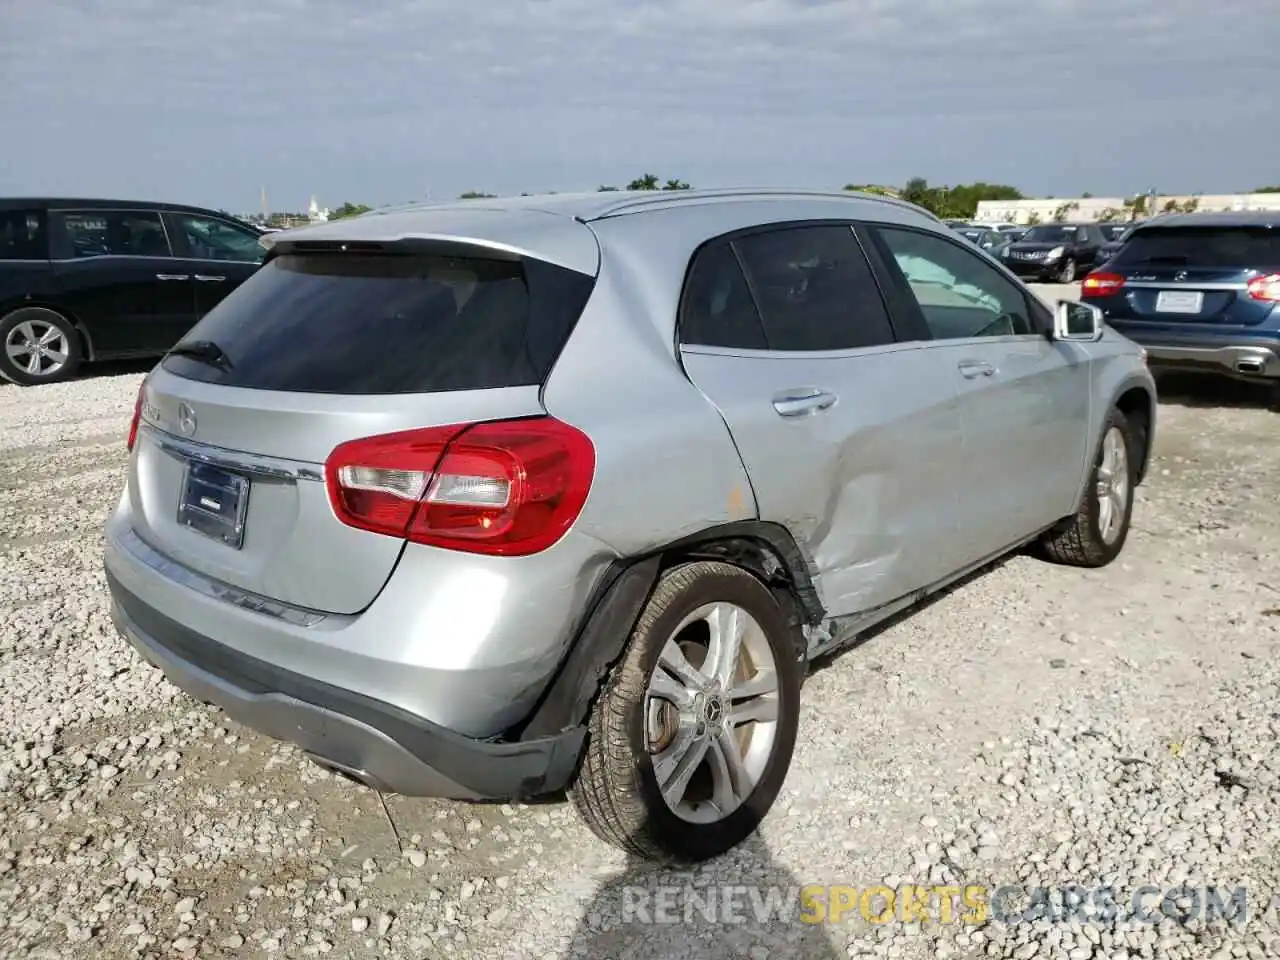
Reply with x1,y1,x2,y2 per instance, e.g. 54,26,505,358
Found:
2,0,1277,213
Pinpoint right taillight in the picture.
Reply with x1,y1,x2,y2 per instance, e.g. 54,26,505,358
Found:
126,378,148,452
324,416,596,557
1247,273,1280,302
1081,271,1125,298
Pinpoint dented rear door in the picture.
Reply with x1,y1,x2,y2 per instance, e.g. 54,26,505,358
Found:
676,223,968,618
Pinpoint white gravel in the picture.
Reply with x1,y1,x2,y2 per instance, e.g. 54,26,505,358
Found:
1,317,1278,959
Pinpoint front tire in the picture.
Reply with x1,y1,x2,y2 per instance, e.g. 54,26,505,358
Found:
569,561,803,863
1056,258,1077,283
1038,406,1137,567
0,308,83,385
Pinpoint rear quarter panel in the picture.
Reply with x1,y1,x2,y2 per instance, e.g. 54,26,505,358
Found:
540,214,760,555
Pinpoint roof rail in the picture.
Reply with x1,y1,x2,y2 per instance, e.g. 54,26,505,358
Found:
586,187,940,222
363,197,459,217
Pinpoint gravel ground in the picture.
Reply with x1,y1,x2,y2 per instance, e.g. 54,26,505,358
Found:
2,301,1279,959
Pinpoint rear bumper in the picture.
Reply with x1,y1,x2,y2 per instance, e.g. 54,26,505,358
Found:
103,490,614,739
1106,329,1280,379
108,571,586,800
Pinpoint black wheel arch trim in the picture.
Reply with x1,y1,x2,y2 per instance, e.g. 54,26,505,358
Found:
1108,374,1157,485
516,520,823,742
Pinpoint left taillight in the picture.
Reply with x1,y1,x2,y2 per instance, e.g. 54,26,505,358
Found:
324,416,596,557
1081,271,1125,298
126,378,147,452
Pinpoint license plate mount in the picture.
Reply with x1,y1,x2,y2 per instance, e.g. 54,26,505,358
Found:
1155,290,1204,314
177,461,250,549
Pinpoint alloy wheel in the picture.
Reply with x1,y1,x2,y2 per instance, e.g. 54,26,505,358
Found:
4,320,70,378
644,601,781,824
1096,425,1130,545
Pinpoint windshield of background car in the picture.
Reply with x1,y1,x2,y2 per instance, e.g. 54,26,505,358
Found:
1019,225,1078,244
1110,226,1280,268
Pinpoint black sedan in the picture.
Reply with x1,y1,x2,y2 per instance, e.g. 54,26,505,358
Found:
999,222,1107,283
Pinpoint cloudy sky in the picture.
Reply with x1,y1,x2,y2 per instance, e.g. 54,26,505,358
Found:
2,0,1276,213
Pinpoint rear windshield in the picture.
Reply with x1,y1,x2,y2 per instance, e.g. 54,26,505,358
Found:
1111,226,1280,268
161,252,595,394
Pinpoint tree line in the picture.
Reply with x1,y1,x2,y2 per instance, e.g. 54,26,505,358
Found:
323,177,1280,221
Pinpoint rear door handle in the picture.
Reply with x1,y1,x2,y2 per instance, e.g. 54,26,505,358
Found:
155,273,189,281
194,274,226,282
772,388,838,417
957,360,995,379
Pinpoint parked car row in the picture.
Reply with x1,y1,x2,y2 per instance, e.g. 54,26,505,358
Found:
951,220,1143,283
0,198,266,385
5,191,1272,407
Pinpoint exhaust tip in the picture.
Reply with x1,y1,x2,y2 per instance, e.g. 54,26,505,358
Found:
1234,359,1265,375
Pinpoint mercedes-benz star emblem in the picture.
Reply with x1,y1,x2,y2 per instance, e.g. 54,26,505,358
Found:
704,698,723,725
1175,270,1188,281
177,402,197,437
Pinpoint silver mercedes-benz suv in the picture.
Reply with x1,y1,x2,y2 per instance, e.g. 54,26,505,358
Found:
105,188,1156,863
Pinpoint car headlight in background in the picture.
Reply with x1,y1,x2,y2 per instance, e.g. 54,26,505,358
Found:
1045,246,1065,260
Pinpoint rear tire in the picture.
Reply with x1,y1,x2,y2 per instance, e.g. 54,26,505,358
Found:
1038,406,1137,567
569,561,803,864
0,308,83,386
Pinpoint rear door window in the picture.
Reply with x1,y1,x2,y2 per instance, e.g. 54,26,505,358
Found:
0,209,47,260
161,252,595,394
1111,226,1280,268
732,224,896,351
55,210,172,258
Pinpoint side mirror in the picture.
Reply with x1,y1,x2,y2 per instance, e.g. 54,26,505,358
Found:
1053,299,1104,342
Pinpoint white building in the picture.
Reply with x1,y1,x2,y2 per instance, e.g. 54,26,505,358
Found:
974,193,1280,225
307,195,330,223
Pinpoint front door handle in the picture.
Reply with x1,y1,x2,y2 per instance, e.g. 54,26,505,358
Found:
155,273,189,281
772,388,838,417
957,360,995,379
194,274,226,282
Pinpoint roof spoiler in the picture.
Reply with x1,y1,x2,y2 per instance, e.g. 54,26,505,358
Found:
264,234,527,262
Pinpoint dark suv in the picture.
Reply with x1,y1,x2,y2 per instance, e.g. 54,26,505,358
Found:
0,198,267,385
1001,222,1106,283
1081,211,1280,402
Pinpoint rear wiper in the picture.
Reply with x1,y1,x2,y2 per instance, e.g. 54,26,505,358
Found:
167,339,233,371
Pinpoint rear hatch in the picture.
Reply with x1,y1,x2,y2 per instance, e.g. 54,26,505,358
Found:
1102,224,1280,325
128,217,598,615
